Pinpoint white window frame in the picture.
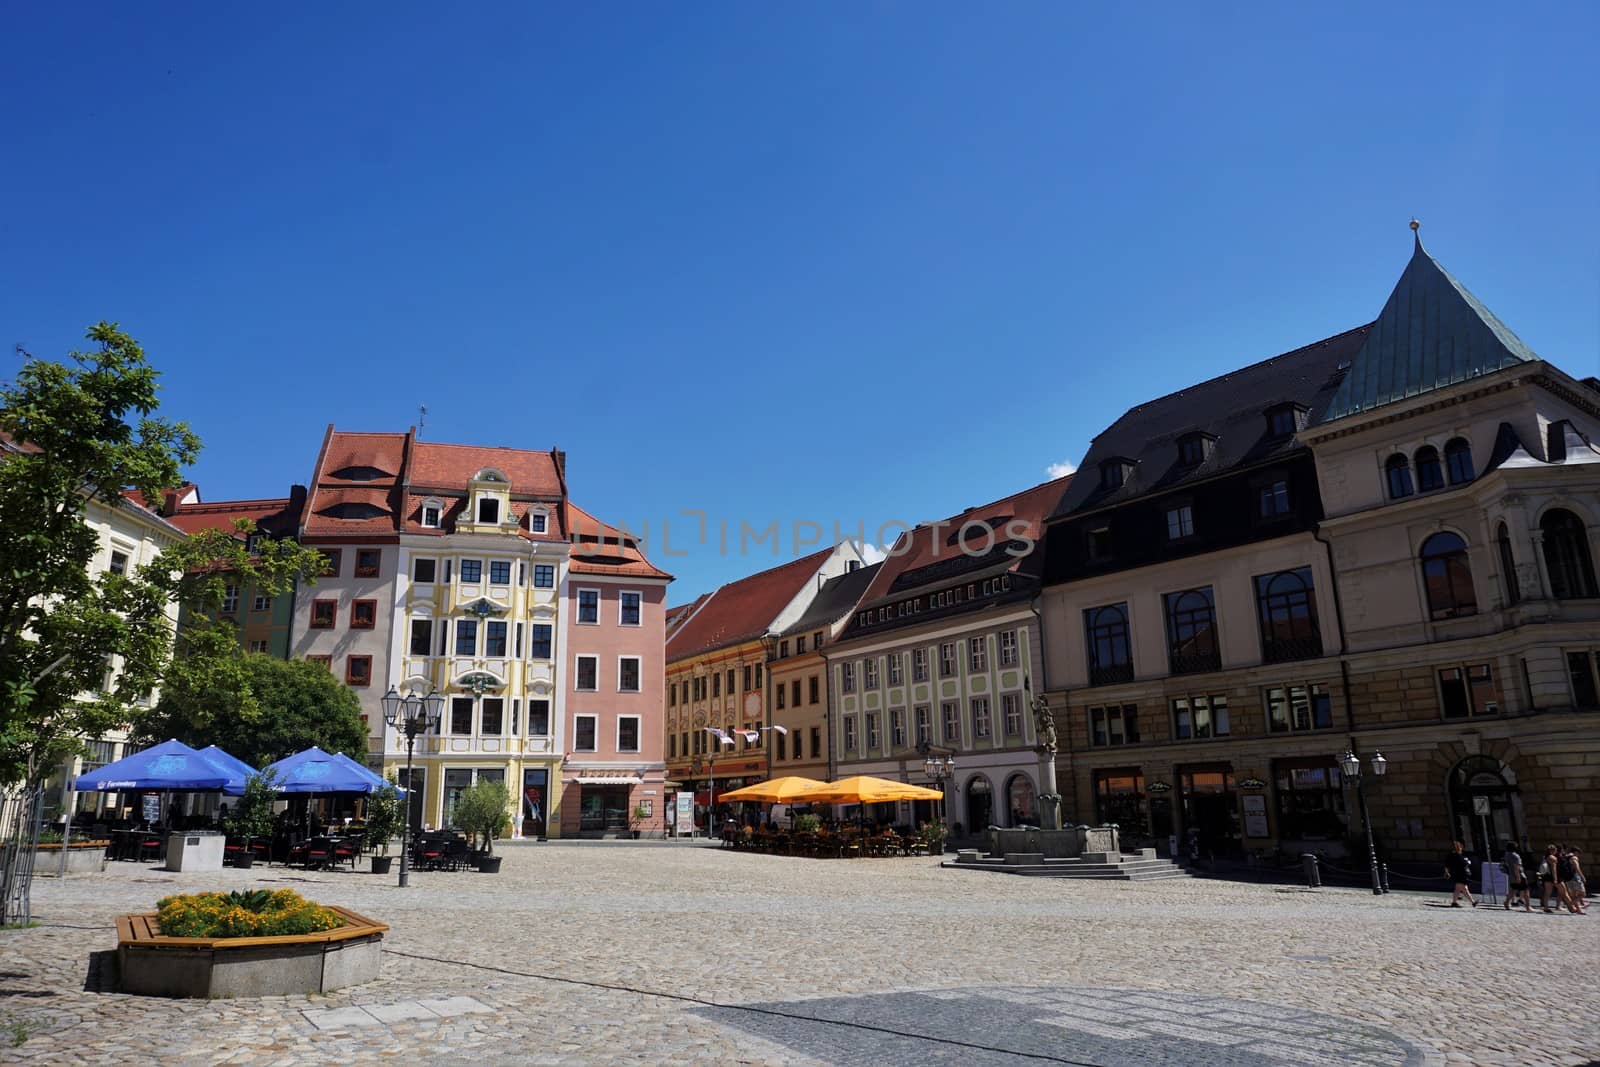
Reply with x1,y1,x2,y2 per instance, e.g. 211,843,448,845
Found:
1002,692,1022,735
619,589,643,627
412,557,438,584
887,654,903,686
864,659,880,689
252,592,270,612
998,629,1018,667
529,508,548,534
575,654,599,692
913,648,930,682
576,587,601,625
421,498,444,529
971,696,992,739
969,637,988,673
618,655,642,693
533,562,555,589
616,714,641,753
221,584,239,613
573,713,598,752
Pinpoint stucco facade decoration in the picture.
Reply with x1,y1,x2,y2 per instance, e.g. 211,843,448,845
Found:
664,542,865,830
830,477,1071,837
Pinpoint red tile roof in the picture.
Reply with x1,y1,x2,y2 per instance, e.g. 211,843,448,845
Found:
567,502,672,579
164,497,298,537
408,441,562,497
302,429,407,540
850,474,1074,611
666,546,838,663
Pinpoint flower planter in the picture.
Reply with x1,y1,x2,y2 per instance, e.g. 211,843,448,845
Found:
370,855,392,875
234,852,255,869
476,855,502,874
116,906,388,998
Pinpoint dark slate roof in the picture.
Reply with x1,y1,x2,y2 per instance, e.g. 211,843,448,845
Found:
779,562,882,637
1049,326,1371,520
1319,234,1539,423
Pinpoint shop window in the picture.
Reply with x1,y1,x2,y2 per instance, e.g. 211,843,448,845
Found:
1272,760,1347,840
1093,770,1147,837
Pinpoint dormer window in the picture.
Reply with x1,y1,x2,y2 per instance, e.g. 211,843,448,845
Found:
421,500,443,529
1099,458,1133,491
529,510,547,534
477,497,500,524
1265,404,1304,439
1176,433,1213,468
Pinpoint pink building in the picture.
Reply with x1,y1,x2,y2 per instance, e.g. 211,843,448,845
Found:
559,503,673,837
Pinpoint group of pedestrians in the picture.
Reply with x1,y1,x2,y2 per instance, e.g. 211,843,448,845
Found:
1445,840,1587,914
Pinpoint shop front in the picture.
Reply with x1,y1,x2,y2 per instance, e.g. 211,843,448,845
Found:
1178,763,1239,859
1271,757,1348,855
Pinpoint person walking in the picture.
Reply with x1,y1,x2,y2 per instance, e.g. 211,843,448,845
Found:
1559,846,1587,915
1539,845,1561,912
1446,840,1476,907
1501,841,1531,912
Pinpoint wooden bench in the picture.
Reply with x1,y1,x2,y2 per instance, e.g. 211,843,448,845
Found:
117,905,387,950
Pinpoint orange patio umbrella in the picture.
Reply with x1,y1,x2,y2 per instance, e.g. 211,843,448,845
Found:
790,775,946,805
716,776,829,803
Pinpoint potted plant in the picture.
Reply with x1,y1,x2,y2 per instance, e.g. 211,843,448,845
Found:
628,803,650,840
456,778,510,873
226,770,277,869
794,813,822,834
363,776,404,875
918,818,949,855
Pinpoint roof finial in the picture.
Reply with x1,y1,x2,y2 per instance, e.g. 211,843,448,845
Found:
1409,217,1424,253
1409,218,1420,232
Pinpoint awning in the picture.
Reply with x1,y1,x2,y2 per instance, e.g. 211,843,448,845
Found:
575,775,642,785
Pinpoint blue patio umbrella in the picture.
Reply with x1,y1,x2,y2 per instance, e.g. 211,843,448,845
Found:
197,746,261,795
74,738,248,793
262,746,393,795
329,751,403,794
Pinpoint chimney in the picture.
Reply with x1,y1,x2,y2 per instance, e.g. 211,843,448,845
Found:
551,448,566,481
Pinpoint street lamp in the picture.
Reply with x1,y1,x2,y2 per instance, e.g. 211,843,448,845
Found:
916,741,956,824
382,685,444,888
1338,747,1388,896
703,727,736,837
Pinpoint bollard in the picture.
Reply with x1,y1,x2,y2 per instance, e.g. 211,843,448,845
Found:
1380,862,1391,894
1301,853,1321,888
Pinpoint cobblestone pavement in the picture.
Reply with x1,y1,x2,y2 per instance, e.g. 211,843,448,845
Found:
3,844,1596,1065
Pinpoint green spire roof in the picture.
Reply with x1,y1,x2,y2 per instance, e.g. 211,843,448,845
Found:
1320,230,1538,423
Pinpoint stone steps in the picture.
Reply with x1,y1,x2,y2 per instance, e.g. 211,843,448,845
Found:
942,852,1192,882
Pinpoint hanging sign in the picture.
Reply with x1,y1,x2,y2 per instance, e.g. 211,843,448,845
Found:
1239,777,1267,790
1147,781,1172,793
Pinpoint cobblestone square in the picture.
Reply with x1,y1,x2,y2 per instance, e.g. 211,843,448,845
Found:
4,844,1596,1065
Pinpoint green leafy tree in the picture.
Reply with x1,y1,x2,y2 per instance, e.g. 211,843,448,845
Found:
0,324,327,783
143,654,366,769
0,325,198,783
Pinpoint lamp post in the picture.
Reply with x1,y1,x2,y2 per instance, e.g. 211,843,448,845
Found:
382,685,444,888
703,727,735,837
1339,747,1388,896
916,741,956,824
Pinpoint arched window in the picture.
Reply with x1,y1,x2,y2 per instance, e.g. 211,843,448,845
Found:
1421,532,1478,619
1385,454,1414,499
1496,523,1520,605
1415,446,1444,492
1005,774,1036,826
1445,437,1474,485
1542,509,1598,599
1254,568,1322,662
1084,603,1133,686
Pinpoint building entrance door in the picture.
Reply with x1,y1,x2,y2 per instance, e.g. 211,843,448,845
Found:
1448,756,1521,859
1179,765,1238,859
965,776,993,834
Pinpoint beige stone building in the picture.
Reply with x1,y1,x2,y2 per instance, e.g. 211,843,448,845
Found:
1040,231,1600,868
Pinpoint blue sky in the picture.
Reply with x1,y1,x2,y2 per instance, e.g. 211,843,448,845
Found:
3,4,1596,601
